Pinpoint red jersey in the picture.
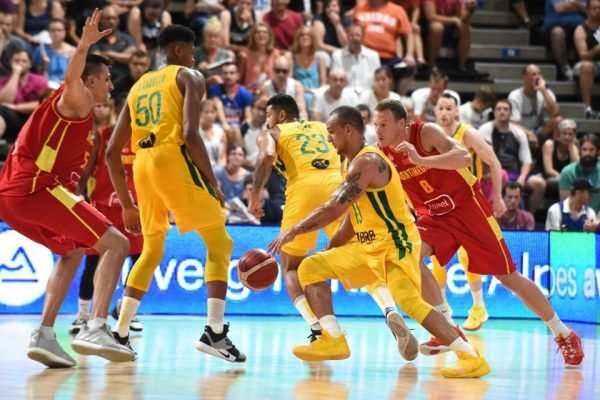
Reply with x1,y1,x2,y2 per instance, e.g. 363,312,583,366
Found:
88,126,136,208
381,120,477,217
0,85,93,196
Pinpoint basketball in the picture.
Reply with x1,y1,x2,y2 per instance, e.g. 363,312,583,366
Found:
237,249,278,290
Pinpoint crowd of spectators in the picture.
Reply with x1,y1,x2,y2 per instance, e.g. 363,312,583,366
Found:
0,0,598,230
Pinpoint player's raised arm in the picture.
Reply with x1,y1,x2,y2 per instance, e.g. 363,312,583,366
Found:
249,128,277,218
58,9,111,117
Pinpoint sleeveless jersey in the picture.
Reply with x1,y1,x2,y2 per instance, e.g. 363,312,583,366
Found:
274,120,341,188
0,85,93,196
128,65,184,153
345,146,417,259
451,122,482,180
88,126,137,208
381,120,477,217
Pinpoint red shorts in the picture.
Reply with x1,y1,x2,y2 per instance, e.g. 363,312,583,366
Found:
0,185,111,256
417,187,516,275
86,203,143,256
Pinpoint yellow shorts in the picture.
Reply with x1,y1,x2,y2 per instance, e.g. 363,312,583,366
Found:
281,174,343,256
134,144,225,236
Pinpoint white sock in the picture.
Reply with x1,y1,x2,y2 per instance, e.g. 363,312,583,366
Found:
449,337,478,357
471,289,484,306
78,299,91,316
319,315,343,337
207,298,225,334
435,303,455,325
369,286,397,318
88,317,107,330
39,325,54,340
294,295,319,327
545,314,570,338
116,296,141,337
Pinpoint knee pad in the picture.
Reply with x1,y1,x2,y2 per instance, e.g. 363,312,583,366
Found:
397,292,433,325
297,255,327,289
127,234,166,292
200,225,233,282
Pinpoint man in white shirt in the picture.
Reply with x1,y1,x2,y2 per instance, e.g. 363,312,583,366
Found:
262,55,307,119
479,99,547,214
546,178,598,232
331,24,381,96
459,85,496,129
411,69,460,122
311,68,358,122
508,64,561,151
241,96,267,168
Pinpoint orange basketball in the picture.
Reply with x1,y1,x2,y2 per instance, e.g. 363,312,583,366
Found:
237,249,278,290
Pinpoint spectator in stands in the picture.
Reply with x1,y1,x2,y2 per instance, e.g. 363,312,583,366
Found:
543,0,587,81
15,0,63,48
411,69,460,122
127,0,172,65
479,99,547,214
331,24,380,96
311,67,358,121
356,103,377,145
0,45,48,142
574,0,600,119
497,181,535,230
238,22,282,94
291,25,327,113
510,0,532,29
262,55,308,119
220,0,262,54
546,178,599,231
195,17,235,86
31,19,73,88
90,5,136,84
422,0,472,72
263,0,304,51
459,85,496,129
0,9,28,57
199,99,228,167
209,61,253,145
216,144,253,203
63,0,103,45
400,96,415,123
508,64,561,151
397,0,427,68
559,133,600,210
353,0,415,95
185,0,225,46
313,0,351,53
241,95,267,168
112,50,151,99
358,65,403,113
540,118,580,195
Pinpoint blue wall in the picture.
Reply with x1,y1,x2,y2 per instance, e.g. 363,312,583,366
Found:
0,223,598,323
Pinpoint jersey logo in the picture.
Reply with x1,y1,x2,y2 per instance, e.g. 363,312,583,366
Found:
311,159,329,170
138,132,156,149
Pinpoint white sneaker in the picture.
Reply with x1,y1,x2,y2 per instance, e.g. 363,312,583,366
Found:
27,328,77,368
71,323,136,362
68,314,89,335
386,312,418,361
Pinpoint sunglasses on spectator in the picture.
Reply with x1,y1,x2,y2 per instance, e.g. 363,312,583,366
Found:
275,68,289,74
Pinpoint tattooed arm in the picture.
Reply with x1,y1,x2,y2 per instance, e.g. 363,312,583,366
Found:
249,127,278,218
268,152,391,254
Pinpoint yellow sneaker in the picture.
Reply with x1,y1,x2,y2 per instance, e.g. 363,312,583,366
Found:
462,305,488,331
292,330,350,362
441,352,491,378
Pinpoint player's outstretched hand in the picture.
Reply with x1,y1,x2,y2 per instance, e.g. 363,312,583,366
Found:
81,9,112,48
122,206,142,235
267,229,296,255
395,141,422,165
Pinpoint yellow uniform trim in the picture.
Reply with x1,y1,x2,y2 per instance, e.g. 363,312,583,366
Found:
47,186,100,240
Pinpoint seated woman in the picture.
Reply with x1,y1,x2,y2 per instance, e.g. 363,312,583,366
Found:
31,18,74,88
195,17,235,86
291,25,327,115
15,0,64,48
540,119,580,196
358,66,403,112
220,0,262,54
185,0,225,46
312,0,351,53
127,0,172,67
238,22,283,95
199,99,228,168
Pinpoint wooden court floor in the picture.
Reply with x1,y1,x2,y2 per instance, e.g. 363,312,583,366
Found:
0,315,597,399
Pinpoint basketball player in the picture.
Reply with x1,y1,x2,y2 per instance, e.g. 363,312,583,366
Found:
248,95,414,358
375,99,583,367
428,93,507,331
106,25,245,363
0,9,136,367
268,106,490,378
70,94,143,335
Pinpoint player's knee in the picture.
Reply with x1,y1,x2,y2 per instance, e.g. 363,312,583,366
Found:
298,257,326,289
204,232,233,282
399,295,433,324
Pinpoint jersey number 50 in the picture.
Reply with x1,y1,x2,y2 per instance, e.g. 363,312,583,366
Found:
135,92,162,127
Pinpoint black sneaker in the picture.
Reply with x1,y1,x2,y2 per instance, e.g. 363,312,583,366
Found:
307,328,322,343
585,108,600,120
195,324,246,363
113,331,136,354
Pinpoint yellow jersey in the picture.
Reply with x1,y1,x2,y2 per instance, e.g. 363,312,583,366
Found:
128,65,184,153
275,120,341,187
345,146,418,260
452,122,482,180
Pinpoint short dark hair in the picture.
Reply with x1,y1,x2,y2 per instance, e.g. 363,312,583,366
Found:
131,50,149,60
502,181,523,197
580,133,600,151
495,98,512,111
430,69,448,84
375,99,407,121
227,143,246,156
266,94,299,119
440,92,458,106
158,24,195,49
82,54,110,80
330,106,364,134
474,85,496,105
356,104,370,118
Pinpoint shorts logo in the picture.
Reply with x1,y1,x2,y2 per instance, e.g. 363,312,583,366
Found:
0,230,54,307
138,132,156,149
311,159,329,170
